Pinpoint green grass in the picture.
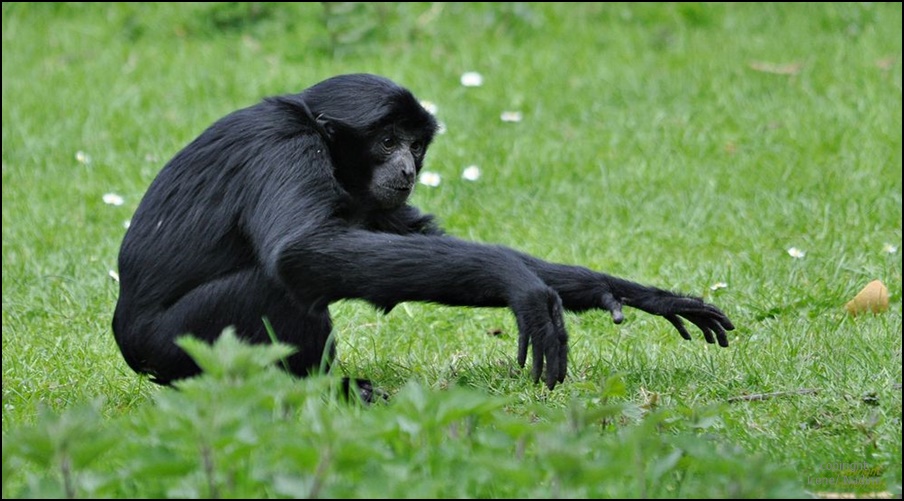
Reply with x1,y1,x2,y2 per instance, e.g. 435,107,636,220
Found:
2,2,901,498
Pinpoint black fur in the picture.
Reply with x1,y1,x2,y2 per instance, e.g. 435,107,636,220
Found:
112,73,735,392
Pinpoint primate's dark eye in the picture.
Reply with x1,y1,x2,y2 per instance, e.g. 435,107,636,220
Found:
410,141,423,154
381,136,395,149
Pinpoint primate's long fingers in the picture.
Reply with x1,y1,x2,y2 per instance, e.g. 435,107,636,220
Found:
713,322,729,347
695,302,736,331
685,314,729,347
665,315,693,340
548,312,568,387
698,324,716,344
715,310,736,331
544,335,566,389
517,328,529,368
556,329,568,384
532,335,544,384
545,344,559,390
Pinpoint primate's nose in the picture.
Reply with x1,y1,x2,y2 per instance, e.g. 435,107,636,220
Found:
402,160,416,183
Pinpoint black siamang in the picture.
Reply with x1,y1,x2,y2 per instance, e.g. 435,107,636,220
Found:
112,73,734,394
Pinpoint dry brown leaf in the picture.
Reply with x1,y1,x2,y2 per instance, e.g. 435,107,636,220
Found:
844,280,889,316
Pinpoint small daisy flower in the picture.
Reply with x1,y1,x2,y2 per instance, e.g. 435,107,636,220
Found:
787,247,805,259
103,193,124,206
108,270,120,282
123,220,131,229
436,121,447,135
882,243,898,254
709,281,728,291
419,171,441,187
462,165,481,181
75,151,91,165
500,111,523,123
420,100,438,115
460,71,484,87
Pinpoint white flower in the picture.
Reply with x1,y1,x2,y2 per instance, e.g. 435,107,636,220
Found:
123,220,131,229
419,171,441,187
500,111,523,123
460,71,484,87
103,193,124,206
420,100,438,115
75,151,91,165
787,247,805,259
108,270,120,282
709,281,728,291
882,243,898,254
436,121,447,135
462,165,481,181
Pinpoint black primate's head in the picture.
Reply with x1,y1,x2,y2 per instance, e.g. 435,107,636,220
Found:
302,74,438,209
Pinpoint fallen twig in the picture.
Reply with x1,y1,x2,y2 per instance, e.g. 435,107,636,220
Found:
728,388,819,403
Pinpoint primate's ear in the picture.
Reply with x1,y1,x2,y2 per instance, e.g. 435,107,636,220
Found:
268,95,334,140
318,115,335,139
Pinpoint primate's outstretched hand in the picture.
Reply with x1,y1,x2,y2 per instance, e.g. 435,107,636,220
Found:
599,286,735,347
512,287,568,390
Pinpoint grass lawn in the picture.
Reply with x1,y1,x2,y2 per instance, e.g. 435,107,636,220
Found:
2,2,901,498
